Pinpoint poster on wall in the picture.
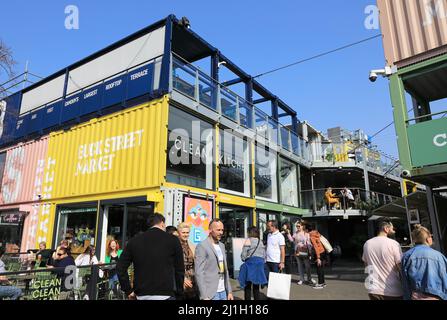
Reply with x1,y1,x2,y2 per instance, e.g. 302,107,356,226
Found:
183,195,213,245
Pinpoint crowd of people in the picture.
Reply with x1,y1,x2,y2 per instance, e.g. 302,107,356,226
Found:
1,212,446,301
362,220,447,300
111,214,335,301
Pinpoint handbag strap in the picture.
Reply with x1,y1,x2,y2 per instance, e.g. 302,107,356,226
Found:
248,238,261,259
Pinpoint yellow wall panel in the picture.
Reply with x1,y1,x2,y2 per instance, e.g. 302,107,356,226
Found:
46,96,169,200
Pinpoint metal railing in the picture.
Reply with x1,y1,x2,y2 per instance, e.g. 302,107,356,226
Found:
300,187,400,213
0,262,128,300
406,109,447,125
18,55,163,118
311,142,402,178
171,55,312,164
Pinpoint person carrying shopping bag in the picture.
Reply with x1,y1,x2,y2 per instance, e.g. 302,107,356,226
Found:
238,227,267,300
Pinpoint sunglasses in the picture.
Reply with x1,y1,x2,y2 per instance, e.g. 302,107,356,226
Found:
57,253,64,256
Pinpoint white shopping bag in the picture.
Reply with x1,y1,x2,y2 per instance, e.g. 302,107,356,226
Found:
266,272,291,300
320,235,333,253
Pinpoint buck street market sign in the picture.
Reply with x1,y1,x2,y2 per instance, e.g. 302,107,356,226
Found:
407,117,447,168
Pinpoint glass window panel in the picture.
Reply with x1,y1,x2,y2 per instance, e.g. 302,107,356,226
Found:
291,133,299,156
280,126,291,151
172,60,196,99
268,119,278,145
280,157,298,207
220,88,237,121
166,106,214,190
255,145,278,202
238,100,253,128
219,131,250,196
198,72,216,111
56,205,98,255
255,109,268,140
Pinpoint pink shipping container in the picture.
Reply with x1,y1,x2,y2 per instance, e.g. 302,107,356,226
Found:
378,0,447,68
0,137,49,251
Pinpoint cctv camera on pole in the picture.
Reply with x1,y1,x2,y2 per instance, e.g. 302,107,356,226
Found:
369,66,393,82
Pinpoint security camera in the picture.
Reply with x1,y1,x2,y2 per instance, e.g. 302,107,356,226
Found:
369,71,378,82
401,170,411,178
178,16,191,29
369,66,392,82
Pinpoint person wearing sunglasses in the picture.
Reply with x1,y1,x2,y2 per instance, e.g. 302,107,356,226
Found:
401,224,447,300
48,247,76,299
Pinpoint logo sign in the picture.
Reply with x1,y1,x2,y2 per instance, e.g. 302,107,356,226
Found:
0,213,22,225
407,117,447,167
30,277,62,300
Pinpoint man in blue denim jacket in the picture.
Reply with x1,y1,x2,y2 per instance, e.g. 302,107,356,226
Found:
401,225,447,300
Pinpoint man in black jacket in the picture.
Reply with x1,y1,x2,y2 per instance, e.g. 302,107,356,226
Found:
116,213,184,300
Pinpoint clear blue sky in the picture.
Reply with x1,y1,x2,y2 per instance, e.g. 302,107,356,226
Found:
0,0,399,157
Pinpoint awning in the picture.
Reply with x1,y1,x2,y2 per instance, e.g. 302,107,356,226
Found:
372,191,429,219
372,198,406,218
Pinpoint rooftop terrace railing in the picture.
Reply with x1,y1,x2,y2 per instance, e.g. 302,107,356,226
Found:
311,142,402,178
171,54,312,164
405,109,447,125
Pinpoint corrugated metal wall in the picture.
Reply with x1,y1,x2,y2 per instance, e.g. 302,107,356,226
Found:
47,96,169,199
378,0,447,67
0,137,49,204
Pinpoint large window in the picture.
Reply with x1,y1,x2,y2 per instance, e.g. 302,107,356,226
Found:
103,201,153,252
166,106,214,190
0,211,24,250
219,130,250,197
280,157,299,207
255,145,278,202
55,204,97,255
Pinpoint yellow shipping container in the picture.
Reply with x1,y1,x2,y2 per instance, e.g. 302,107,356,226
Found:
46,96,169,200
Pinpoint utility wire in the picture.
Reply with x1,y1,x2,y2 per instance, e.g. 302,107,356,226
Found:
253,34,382,79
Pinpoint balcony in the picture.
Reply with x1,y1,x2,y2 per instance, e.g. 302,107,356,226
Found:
310,141,402,179
301,187,401,215
171,55,311,164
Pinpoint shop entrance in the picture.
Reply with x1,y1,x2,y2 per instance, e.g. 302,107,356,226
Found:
100,201,154,260
219,205,251,278
55,204,98,256
256,211,280,244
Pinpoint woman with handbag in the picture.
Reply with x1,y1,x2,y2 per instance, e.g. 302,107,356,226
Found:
177,222,199,300
293,222,314,286
238,227,267,300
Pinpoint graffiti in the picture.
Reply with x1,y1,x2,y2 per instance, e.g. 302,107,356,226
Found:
2,147,25,203
184,197,213,244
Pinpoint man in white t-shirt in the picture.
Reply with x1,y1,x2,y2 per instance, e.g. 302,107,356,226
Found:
195,219,233,300
362,220,403,300
265,220,285,280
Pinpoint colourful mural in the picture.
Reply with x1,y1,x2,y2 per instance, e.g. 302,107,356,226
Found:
184,196,213,244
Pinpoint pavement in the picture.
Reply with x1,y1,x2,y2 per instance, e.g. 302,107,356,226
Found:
230,259,369,300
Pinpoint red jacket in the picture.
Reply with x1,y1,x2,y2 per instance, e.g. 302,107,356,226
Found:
309,231,325,260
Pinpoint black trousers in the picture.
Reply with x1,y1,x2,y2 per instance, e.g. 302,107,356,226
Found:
244,282,260,300
316,253,326,285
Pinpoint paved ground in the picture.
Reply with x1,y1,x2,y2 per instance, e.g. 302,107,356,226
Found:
231,259,369,300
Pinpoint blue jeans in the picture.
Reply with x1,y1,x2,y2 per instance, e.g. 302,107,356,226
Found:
264,262,279,281
212,291,227,300
0,285,22,300
109,274,118,289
